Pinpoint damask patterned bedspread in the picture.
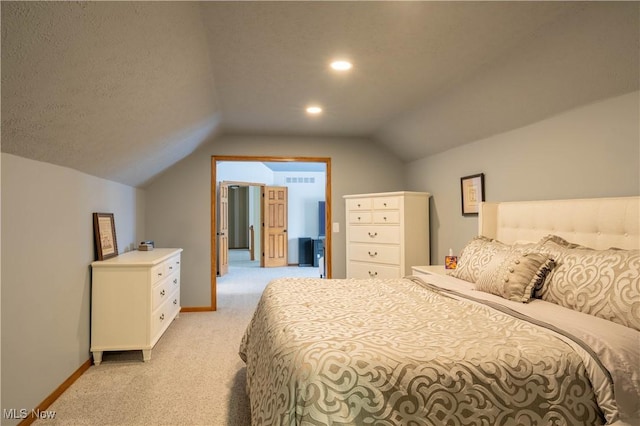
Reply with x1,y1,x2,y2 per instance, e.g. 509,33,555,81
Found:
239,277,608,425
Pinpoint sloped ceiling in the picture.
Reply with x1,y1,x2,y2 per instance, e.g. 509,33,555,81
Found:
2,1,638,187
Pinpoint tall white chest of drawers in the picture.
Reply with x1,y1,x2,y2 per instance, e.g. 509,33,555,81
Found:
90,248,182,365
345,192,430,279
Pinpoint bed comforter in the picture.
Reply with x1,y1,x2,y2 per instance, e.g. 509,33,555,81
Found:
239,276,635,425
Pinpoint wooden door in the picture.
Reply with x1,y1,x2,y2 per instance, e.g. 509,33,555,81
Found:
217,182,229,276
262,186,288,267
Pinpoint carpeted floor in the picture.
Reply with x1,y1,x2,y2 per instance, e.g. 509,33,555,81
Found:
35,250,320,425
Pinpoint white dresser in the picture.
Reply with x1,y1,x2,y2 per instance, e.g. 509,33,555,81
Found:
344,191,430,278
90,248,182,365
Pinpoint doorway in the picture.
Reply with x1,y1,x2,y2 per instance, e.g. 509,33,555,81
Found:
211,155,332,311
228,185,250,249
218,181,265,276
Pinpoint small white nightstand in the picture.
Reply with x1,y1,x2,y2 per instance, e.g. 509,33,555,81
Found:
412,265,448,276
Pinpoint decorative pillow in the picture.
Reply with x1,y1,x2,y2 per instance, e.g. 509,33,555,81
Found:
475,250,555,303
447,236,509,283
536,240,640,331
538,234,592,250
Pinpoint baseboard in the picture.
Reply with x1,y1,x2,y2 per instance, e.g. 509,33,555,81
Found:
18,358,92,426
180,306,214,312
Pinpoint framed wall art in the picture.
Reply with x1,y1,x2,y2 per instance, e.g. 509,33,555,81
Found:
460,173,485,216
93,213,118,260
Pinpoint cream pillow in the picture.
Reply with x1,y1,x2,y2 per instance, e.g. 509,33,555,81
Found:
447,237,509,283
537,239,640,330
475,250,555,303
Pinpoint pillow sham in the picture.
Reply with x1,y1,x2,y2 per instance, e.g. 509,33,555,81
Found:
538,234,591,250
536,239,640,331
447,236,509,283
475,250,555,303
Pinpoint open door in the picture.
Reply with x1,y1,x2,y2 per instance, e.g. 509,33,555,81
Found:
217,182,229,276
262,186,288,267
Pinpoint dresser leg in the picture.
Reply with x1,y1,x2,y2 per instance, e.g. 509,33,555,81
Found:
142,349,152,362
92,351,103,366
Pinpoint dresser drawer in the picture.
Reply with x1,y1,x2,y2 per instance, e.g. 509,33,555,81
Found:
346,198,372,211
151,264,165,284
373,197,399,210
348,225,400,244
152,271,179,311
349,211,372,224
349,244,400,265
372,211,399,224
151,288,180,342
165,255,181,275
169,272,180,293
347,262,400,279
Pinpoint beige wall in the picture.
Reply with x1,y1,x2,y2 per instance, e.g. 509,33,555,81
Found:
144,135,406,307
1,154,144,424
406,91,640,263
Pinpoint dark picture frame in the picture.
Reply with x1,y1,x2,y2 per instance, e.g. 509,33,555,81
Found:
460,173,485,216
93,213,118,260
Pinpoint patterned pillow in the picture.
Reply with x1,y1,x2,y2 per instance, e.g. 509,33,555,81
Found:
537,239,640,330
538,234,591,250
447,236,509,283
475,249,555,303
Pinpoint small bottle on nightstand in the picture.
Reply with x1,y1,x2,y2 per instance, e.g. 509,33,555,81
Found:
445,248,457,270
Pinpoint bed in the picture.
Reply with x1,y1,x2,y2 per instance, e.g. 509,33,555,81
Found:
239,196,640,425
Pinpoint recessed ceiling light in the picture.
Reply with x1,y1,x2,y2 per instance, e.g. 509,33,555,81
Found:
306,106,323,115
330,60,352,71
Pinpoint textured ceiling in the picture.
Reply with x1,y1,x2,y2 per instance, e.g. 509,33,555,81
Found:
2,1,638,186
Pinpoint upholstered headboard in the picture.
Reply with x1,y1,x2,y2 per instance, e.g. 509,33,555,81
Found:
478,196,640,250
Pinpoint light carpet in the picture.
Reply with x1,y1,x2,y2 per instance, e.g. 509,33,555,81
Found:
35,250,320,425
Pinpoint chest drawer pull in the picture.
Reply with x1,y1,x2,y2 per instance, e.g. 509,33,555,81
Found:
173,299,178,305
159,313,165,321
368,251,378,257
368,271,378,277
368,232,377,238
173,278,178,285
160,289,165,296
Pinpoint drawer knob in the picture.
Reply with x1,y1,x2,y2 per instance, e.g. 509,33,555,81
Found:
173,279,178,284
357,203,361,207
173,299,178,305
160,289,166,296
169,266,173,270
383,203,387,207
383,216,387,221
368,271,378,277
158,272,163,277
160,313,165,321
368,251,378,257
368,232,377,238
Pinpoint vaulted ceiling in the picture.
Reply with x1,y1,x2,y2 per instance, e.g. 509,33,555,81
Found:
2,2,638,187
